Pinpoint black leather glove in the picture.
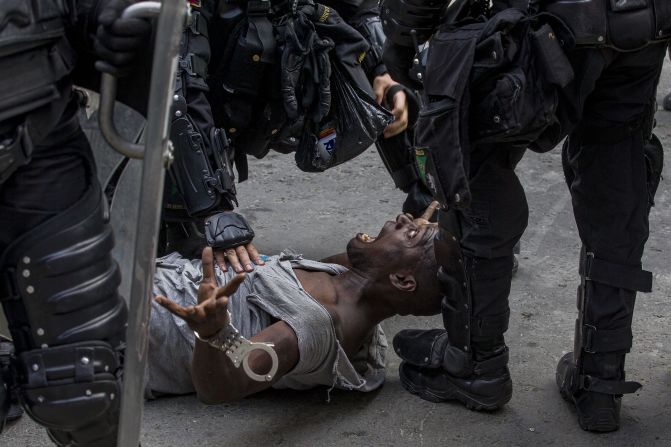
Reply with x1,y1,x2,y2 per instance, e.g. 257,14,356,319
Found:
280,3,335,123
205,212,255,250
280,19,311,120
94,0,153,77
303,36,334,122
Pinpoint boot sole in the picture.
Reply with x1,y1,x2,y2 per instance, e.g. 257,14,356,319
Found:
399,367,512,412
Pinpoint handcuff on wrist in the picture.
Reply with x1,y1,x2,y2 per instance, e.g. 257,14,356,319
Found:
194,311,279,382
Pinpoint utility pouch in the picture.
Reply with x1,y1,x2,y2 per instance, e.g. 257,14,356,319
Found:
221,2,274,130
542,0,608,47
608,0,654,50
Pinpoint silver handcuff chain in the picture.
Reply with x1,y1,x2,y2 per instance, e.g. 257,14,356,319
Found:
194,311,279,382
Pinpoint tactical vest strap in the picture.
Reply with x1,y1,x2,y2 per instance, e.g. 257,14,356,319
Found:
178,53,209,79
189,9,209,38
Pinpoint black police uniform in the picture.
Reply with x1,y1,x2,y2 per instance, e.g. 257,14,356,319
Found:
160,0,425,254
383,0,669,432
0,2,133,445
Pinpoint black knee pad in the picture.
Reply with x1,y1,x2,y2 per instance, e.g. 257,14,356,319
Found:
0,182,126,445
0,182,127,353
17,341,121,446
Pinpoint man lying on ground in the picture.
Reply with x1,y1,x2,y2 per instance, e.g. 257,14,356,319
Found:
147,207,449,403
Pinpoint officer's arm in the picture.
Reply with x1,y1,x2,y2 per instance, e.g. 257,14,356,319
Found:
167,4,263,272
332,0,420,136
334,0,389,82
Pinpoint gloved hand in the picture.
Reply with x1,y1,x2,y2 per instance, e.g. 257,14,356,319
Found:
280,18,313,120
303,36,334,122
205,211,265,273
94,0,153,77
279,3,334,123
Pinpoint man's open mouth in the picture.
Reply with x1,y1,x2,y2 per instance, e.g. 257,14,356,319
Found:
357,233,376,243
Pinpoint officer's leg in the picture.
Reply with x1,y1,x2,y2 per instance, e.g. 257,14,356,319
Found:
556,43,666,432
0,106,126,445
394,144,528,410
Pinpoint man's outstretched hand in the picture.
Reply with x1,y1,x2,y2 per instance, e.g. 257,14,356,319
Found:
155,247,245,338
214,242,265,273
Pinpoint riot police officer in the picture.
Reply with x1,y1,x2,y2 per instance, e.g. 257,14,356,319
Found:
0,0,150,444
160,0,426,269
382,0,668,433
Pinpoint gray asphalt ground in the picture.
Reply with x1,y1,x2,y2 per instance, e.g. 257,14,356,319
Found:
3,62,671,447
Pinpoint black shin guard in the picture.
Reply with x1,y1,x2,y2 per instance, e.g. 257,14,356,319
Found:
0,183,126,446
557,246,650,431
394,214,513,410
435,218,511,377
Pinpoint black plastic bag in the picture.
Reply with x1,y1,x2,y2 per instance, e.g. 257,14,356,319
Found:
295,62,393,172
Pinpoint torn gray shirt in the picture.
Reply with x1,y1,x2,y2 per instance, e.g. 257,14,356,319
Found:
147,250,388,399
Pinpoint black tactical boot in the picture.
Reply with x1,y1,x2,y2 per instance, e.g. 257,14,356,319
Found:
394,330,512,411
556,351,640,432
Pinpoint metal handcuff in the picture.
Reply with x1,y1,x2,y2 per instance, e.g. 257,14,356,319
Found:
194,311,279,382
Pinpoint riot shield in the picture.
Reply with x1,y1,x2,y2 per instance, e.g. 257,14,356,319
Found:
95,1,190,446
79,90,145,305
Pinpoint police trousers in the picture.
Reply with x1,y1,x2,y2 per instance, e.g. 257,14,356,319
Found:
447,41,667,342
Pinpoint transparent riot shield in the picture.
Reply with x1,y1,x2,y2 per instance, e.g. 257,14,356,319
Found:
95,1,190,446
